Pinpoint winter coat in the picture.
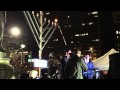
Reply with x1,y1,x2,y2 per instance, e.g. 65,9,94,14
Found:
84,60,94,79
65,55,88,79
61,56,70,79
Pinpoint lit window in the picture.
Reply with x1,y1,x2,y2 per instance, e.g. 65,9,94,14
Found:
75,34,79,36
53,39,58,42
79,33,89,36
94,15,98,17
47,47,53,48
89,22,92,25
116,31,118,34
71,41,73,43
86,33,88,35
67,16,70,18
68,25,71,27
96,39,99,41
91,11,98,14
80,34,83,36
92,39,99,42
80,34,85,36
65,26,67,28
82,23,85,26
119,31,120,34
89,22,93,25
117,36,119,38
88,13,91,15
46,12,50,15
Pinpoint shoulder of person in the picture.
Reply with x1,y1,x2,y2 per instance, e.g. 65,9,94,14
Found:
62,56,67,59
89,60,93,63
61,56,66,60
79,56,84,60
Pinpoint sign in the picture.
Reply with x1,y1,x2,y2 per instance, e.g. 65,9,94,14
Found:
0,58,10,64
93,48,118,70
34,59,48,68
28,59,34,62
0,52,8,58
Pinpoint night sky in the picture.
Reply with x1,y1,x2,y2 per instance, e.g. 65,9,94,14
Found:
5,11,117,59
5,11,73,58
5,11,65,58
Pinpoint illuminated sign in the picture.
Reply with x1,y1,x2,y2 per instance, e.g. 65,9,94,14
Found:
0,58,10,64
28,59,34,62
34,59,48,68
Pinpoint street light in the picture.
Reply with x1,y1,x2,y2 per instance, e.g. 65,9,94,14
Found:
10,27,21,36
21,44,25,49
20,44,25,64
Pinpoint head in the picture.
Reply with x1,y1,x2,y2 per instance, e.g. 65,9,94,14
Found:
64,49,72,57
74,48,81,57
84,51,92,59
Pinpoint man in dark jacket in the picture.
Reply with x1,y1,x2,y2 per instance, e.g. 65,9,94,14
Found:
64,48,88,79
61,49,72,79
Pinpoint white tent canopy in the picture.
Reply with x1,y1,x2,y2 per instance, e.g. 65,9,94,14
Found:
92,48,118,70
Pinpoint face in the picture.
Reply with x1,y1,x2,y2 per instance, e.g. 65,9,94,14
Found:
84,55,90,63
77,51,81,57
66,50,72,57
85,55,90,60
68,50,72,54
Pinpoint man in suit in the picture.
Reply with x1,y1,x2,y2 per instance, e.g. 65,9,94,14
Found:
60,49,72,79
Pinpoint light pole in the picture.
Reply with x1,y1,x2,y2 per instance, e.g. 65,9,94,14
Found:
20,44,25,65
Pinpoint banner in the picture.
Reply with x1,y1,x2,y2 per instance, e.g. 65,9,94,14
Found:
92,48,118,70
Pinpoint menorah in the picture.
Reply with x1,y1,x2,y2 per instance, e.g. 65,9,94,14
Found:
23,11,59,77
23,11,58,59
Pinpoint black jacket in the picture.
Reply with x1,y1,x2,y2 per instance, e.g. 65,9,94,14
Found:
61,56,70,79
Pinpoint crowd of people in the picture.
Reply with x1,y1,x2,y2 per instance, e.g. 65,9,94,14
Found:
11,48,100,79
60,48,96,79
1,48,119,79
